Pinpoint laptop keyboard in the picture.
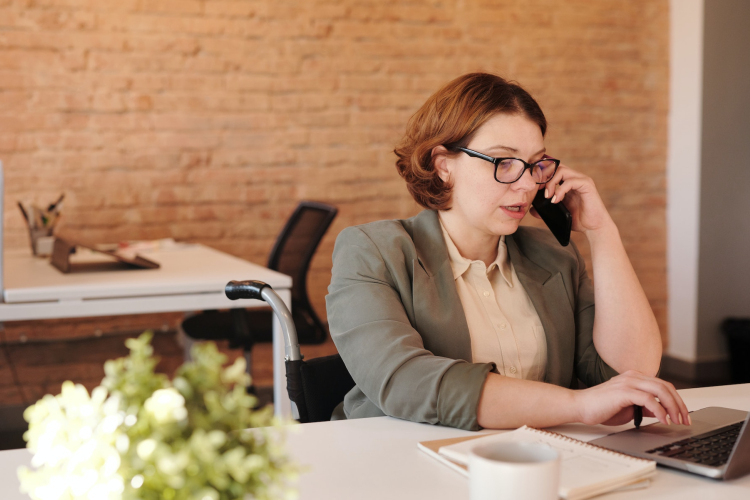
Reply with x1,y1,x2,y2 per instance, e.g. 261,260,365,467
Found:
645,422,743,467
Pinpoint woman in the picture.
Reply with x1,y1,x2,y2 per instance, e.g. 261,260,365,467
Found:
326,73,689,431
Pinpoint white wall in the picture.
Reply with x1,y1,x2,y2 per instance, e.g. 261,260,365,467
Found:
696,0,750,360
666,0,704,362
667,0,750,365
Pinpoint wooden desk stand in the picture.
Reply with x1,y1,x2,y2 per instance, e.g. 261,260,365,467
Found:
51,237,160,273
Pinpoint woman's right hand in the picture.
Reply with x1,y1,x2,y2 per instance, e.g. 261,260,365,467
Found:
573,371,691,427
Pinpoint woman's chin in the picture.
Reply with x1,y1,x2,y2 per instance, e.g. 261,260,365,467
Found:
489,218,522,236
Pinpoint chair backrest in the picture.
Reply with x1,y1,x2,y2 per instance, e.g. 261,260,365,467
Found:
267,201,337,342
268,201,337,295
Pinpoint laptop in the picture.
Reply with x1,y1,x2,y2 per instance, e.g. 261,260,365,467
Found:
590,407,750,480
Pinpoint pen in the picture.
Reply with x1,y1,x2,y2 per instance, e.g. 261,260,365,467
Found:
17,202,30,227
634,405,643,429
47,193,65,212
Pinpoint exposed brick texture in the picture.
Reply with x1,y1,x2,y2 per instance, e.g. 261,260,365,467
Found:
0,0,668,405
0,328,337,407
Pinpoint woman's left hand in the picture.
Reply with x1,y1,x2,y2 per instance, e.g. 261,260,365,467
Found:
531,163,614,234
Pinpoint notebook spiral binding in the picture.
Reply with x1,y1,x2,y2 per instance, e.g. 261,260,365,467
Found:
523,426,653,463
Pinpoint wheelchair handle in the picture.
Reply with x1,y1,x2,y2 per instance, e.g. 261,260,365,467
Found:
225,279,269,300
225,280,302,361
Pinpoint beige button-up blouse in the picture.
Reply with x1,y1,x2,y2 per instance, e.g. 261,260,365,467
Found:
439,218,548,381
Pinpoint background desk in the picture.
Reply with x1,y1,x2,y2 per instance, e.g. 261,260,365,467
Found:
0,244,293,417
1,384,749,499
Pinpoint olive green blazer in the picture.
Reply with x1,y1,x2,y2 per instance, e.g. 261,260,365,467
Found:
325,210,617,431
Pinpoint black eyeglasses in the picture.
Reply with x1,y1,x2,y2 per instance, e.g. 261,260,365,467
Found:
456,147,560,184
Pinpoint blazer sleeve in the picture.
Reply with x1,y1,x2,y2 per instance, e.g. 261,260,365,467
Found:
571,242,620,387
326,226,493,431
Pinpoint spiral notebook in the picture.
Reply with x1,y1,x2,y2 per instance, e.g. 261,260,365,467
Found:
418,426,656,500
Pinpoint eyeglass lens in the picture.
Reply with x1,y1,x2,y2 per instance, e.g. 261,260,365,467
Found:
496,159,557,183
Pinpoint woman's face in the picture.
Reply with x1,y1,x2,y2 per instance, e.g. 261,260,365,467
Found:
437,112,545,237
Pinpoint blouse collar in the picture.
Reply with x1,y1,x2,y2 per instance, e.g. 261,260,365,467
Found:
438,216,514,287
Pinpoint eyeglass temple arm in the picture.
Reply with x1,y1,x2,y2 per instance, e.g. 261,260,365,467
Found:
457,147,496,163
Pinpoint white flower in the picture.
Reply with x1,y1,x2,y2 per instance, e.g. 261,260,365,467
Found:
221,357,249,385
18,382,125,500
143,388,188,424
17,333,295,500
136,439,157,460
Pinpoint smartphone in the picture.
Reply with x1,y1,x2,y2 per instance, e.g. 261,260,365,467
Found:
532,189,572,246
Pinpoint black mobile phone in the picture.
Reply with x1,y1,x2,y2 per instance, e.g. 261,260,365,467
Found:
532,189,572,246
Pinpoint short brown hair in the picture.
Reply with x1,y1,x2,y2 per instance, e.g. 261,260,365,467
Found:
394,73,547,210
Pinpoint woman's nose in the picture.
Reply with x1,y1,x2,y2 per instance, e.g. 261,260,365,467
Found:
512,168,538,191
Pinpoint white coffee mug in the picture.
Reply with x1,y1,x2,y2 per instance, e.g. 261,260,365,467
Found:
468,441,560,500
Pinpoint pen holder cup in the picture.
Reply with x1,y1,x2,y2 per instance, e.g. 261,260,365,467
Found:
29,227,55,257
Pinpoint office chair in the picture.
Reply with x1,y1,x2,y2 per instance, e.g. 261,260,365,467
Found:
181,201,338,393
225,280,355,423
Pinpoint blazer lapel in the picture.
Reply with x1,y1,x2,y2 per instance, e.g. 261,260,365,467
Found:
506,232,576,388
404,212,576,382
406,210,473,362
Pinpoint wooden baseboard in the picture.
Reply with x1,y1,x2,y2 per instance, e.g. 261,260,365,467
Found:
660,355,731,386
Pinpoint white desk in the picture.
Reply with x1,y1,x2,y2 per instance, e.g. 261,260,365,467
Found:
1,385,748,499
0,244,294,417
279,385,750,499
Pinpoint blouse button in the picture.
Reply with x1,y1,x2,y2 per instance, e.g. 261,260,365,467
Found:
483,291,490,297
509,366,517,374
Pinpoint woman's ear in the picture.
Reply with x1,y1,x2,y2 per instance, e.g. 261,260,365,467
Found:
431,145,451,184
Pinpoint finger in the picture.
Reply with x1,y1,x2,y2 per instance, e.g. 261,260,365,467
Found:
632,379,680,424
544,165,570,198
552,187,567,204
550,178,583,204
651,380,688,425
544,170,564,199
642,378,688,425
550,171,595,203
654,379,690,425
629,391,669,425
545,165,584,200
642,408,657,418
660,380,691,425
633,379,686,425
602,407,635,427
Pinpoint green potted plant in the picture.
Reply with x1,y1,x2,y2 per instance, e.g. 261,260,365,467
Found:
18,333,296,500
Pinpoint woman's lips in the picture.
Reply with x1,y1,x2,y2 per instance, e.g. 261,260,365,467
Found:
500,204,527,220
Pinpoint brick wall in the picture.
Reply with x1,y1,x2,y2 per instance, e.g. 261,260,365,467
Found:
0,0,669,405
